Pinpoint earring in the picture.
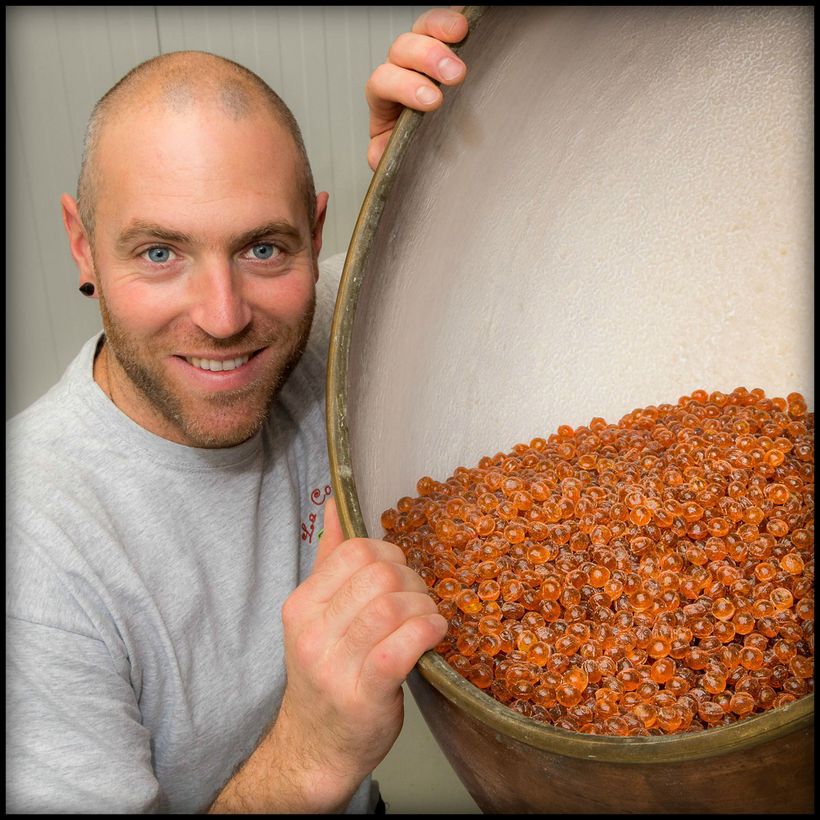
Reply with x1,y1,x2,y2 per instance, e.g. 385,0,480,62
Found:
79,283,95,296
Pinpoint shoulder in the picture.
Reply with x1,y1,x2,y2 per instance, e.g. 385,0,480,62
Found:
7,381,87,488
6,336,125,575
7,359,100,490
7,334,100,456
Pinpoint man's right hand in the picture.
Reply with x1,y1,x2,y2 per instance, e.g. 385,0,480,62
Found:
210,497,447,813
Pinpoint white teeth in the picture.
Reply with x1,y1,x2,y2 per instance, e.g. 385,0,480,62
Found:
187,354,250,372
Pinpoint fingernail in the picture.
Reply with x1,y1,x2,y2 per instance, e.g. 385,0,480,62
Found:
438,57,463,82
416,85,439,105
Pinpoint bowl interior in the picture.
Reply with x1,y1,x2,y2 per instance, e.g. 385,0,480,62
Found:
332,5,813,543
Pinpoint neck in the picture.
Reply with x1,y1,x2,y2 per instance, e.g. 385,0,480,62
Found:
93,336,114,404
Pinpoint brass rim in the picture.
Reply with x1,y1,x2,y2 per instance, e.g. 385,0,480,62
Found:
325,3,814,765
327,3,489,541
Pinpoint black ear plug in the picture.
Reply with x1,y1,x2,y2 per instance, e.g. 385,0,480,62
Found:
79,283,95,296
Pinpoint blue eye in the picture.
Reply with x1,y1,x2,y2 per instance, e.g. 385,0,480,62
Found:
145,246,172,263
250,243,279,260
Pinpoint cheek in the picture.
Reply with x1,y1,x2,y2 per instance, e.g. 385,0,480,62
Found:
102,284,180,337
250,272,316,322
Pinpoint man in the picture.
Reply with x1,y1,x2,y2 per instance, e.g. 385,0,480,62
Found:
6,8,468,814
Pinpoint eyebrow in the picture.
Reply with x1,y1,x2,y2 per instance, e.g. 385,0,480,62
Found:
116,222,192,251
115,220,304,252
232,221,304,249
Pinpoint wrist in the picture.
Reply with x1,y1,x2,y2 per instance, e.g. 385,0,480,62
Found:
208,698,366,814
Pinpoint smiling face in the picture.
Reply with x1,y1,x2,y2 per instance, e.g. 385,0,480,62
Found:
68,93,328,448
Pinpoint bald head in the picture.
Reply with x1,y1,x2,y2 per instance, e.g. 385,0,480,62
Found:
77,51,316,241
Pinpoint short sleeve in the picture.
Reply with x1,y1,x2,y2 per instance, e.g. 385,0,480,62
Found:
6,532,161,813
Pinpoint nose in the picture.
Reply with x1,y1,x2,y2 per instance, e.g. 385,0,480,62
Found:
188,259,253,339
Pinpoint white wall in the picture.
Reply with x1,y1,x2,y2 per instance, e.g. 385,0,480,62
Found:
5,5,431,418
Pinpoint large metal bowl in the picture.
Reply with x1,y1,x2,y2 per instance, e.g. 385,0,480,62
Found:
327,5,814,813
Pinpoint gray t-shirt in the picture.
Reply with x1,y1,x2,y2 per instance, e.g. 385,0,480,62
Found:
6,252,373,813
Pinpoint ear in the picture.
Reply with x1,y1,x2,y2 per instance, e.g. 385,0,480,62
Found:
311,191,330,273
61,193,97,294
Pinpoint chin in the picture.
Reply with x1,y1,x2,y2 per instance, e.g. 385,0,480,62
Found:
176,398,272,449
184,422,265,449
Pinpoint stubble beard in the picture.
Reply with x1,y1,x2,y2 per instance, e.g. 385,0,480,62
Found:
97,290,316,448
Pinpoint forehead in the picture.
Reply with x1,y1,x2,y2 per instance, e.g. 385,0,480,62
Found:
95,102,306,236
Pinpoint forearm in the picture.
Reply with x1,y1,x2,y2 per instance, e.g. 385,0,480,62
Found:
207,699,365,814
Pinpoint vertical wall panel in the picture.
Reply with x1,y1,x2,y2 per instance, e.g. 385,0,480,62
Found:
155,5,241,58
321,6,374,257
367,6,419,71
273,7,337,249
5,5,159,418
6,85,61,411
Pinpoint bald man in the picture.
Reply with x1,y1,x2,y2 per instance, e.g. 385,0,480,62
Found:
5,9,468,814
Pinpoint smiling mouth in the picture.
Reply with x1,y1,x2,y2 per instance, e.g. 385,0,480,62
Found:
182,351,258,372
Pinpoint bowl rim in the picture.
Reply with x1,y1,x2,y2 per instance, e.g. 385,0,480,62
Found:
327,2,490,542
325,3,814,766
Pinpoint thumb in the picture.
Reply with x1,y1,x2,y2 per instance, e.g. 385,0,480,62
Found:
314,496,345,567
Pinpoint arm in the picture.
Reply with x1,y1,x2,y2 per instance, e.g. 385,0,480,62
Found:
6,531,161,814
208,499,447,813
6,618,161,813
365,7,469,170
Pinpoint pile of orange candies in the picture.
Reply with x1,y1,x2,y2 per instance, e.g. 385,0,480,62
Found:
381,388,814,736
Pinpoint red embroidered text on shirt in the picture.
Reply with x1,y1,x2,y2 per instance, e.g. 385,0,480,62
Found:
301,483,332,542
